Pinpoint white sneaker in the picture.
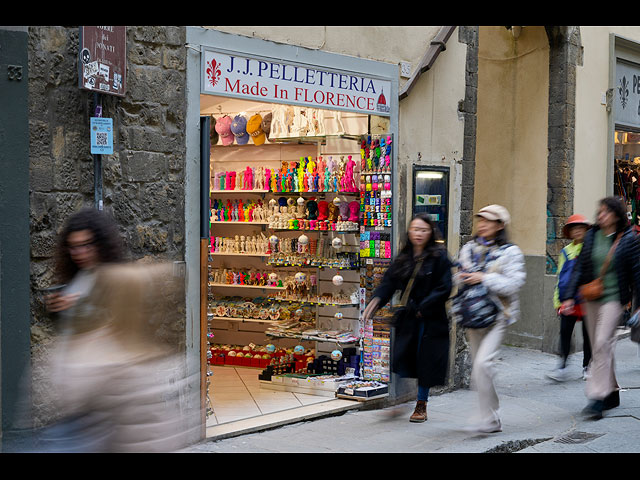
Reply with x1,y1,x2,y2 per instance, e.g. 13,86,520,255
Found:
547,367,570,382
463,420,502,434
582,367,590,381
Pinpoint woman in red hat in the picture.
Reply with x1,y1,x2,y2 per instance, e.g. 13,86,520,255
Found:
547,214,592,382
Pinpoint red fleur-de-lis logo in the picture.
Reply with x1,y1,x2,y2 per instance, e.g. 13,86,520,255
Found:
207,58,222,87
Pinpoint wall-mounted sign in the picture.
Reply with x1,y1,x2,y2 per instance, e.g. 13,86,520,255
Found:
201,48,391,116
79,26,126,97
90,117,113,154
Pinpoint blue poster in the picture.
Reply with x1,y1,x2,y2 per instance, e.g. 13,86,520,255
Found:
90,117,113,154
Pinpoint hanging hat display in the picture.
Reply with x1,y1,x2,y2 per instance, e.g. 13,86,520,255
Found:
246,113,266,146
215,115,234,146
230,115,250,145
209,116,218,145
261,112,272,138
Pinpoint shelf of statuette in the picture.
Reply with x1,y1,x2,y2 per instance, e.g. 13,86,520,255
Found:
264,297,359,307
210,221,270,225
208,283,285,290
207,314,274,324
210,189,270,194
209,252,268,257
264,331,359,344
271,190,360,196
267,227,358,233
268,133,362,143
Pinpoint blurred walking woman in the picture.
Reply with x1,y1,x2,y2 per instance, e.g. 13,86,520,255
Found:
46,207,124,328
363,213,453,423
454,205,526,433
561,196,640,419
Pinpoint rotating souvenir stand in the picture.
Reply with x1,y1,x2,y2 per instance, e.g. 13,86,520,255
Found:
207,138,363,381
359,134,394,383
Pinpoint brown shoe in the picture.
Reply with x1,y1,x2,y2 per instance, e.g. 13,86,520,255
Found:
410,400,427,423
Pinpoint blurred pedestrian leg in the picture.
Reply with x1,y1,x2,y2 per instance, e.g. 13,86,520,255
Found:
465,318,507,432
583,301,621,416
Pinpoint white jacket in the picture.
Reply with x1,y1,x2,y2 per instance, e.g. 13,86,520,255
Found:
454,240,527,326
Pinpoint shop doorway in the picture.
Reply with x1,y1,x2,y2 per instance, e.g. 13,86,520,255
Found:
614,128,640,230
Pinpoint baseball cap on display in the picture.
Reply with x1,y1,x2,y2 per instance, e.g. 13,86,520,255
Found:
475,204,511,225
230,115,249,145
246,114,266,146
261,112,272,138
215,115,234,146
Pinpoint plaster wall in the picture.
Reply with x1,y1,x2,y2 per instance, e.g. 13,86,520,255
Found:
475,26,549,256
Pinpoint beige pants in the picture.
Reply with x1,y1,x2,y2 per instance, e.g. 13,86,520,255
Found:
583,301,621,401
465,318,508,426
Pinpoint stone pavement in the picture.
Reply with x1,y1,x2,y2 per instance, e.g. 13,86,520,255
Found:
180,331,640,453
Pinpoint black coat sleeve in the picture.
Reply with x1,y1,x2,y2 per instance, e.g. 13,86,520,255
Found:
417,254,453,317
626,233,640,307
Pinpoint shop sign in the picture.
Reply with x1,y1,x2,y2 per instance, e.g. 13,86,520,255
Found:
201,48,391,116
79,26,126,97
615,59,640,129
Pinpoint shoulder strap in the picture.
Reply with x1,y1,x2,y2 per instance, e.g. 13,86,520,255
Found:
398,258,424,307
599,232,622,278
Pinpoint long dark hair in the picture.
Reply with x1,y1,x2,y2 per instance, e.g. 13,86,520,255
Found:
598,196,629,234
55,207,125,283
393,213,445,277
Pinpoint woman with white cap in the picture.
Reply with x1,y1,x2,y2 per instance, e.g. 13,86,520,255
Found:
453,204,526,433
547,213,592,382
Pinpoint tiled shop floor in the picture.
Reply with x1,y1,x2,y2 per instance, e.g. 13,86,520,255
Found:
207,365,330,426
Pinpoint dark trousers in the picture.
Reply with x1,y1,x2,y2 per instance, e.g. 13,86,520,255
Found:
559,314,592,368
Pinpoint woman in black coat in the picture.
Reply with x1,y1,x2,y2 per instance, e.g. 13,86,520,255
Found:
363,213,453,423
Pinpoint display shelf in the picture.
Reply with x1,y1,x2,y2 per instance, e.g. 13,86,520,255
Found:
272,190,360,196
210,189,270,194
268,133,362,143
209,252,268,257
208,283,285,290
266,262,358,270
265,331,359,344
267,227,359,233
211,221,270,225
264,297,358,307
208,315,273,324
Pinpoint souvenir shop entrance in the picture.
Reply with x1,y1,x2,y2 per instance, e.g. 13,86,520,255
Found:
614,127,640,229
613,56,640,230
188,29,399,437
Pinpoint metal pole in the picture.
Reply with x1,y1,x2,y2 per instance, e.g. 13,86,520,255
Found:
93,92,103,211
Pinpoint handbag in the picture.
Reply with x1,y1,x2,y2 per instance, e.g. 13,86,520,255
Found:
579,232,621,301
452,246,507,329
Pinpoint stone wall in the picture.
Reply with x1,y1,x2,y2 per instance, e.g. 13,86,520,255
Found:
28,26,188,426
545,26,583,274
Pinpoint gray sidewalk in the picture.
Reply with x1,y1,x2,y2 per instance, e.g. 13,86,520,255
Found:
181,331,640,453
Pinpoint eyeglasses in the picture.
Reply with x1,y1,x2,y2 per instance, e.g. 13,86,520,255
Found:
67,241,96,253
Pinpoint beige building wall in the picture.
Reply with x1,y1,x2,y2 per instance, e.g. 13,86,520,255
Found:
205,26,468,253
575,26,640,220
475,26,549,256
